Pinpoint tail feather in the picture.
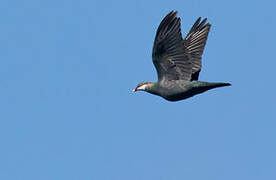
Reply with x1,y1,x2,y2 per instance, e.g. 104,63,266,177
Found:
192,81,231,95
209,82,231,88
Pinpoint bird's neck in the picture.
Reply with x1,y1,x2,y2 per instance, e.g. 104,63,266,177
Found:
145,82,159,95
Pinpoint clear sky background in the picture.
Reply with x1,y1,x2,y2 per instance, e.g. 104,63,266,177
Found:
0,0,275,179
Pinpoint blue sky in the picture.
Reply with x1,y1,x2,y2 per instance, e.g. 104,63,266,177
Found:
0,0,275,179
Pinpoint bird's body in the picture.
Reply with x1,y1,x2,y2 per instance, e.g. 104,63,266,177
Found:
140,80,230,102
133,11,231,101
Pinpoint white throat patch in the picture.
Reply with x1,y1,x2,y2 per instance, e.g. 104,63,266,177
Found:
138,84,148,90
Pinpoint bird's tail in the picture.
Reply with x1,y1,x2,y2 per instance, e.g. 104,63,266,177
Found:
191,81,231,94
207,82,232,88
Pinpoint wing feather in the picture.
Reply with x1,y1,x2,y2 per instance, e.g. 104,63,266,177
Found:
184,18,211,80
152,11,192,81
151,11,211,82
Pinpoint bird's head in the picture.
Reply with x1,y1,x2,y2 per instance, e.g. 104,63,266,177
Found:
133,82,154,92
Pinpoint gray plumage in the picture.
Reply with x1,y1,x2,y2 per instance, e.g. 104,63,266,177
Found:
133,11,231,101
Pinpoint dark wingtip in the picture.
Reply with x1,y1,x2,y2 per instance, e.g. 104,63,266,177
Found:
225,83,232,86
156,10,179,36
169,10,178,19
170,10,178,14
167,10,178,17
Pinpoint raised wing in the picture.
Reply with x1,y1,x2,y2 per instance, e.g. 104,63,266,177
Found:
152,11,192,81
184,17,211,81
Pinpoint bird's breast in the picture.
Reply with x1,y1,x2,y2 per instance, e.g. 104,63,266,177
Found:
158,80,191,98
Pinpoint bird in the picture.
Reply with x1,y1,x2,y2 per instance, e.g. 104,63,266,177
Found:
133,11,231,102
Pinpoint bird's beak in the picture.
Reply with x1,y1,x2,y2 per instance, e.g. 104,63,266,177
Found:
132,88,137,92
